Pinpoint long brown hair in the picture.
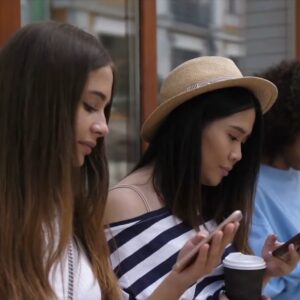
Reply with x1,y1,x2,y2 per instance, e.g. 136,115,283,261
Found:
0,21,119,299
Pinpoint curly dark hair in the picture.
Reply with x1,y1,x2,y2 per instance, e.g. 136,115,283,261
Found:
257,60,300,161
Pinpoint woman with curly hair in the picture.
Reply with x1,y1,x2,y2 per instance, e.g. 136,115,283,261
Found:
249,60,300,300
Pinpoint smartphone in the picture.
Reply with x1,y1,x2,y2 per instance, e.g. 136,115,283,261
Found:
172,210,243,272
272,233,300,262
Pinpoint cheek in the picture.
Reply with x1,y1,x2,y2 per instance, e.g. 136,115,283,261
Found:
75,109,82,135
201,139,228,185
201,134,219,168
201,149,219,185
75,108,89,138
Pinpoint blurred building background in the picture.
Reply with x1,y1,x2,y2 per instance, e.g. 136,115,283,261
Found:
1,0,299,185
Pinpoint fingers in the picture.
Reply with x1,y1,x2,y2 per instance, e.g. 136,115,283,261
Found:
206,222,239,271
262,234,279,259
264,235,300,277
177,241,210,280
191,232,208,246
263,234,277,249
194,243,210,267
206,231,223,270
220,221,239,248
176,232,208,261
172,221,240,288
285,243,300,271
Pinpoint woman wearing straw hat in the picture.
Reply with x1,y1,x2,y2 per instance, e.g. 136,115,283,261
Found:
105,56,300,299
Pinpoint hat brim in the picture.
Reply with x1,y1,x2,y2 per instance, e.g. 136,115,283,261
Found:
141,76,277,142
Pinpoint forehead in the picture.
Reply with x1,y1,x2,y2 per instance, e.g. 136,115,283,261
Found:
208,108,256,134
84,66,113,100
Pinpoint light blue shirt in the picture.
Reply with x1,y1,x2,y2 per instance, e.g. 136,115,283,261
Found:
250,164,300,300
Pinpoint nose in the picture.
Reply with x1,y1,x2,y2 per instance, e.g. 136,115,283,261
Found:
229,143,242,163
91,118,109,138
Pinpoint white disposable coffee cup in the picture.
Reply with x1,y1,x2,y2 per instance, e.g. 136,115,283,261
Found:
223,252,266,300
223,252,266,270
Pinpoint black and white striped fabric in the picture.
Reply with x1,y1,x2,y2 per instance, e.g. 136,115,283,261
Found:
106,207,236,300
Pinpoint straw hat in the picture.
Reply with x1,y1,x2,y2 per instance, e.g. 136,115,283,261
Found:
141,56,278,142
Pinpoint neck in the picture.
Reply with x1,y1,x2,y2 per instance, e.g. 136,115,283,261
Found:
263,155,289,170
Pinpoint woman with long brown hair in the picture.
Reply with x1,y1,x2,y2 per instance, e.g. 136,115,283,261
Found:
0,21,119,299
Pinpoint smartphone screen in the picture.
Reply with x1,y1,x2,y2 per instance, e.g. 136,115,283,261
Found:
272,233,300,262
172,210,243,272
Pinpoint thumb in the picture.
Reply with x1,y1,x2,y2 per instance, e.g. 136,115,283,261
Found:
262,234,277,256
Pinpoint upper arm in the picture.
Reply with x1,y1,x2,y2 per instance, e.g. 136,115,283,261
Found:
104,187,150,224
249,198,272,255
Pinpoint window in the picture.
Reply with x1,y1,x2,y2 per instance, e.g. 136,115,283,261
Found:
21,0,140,185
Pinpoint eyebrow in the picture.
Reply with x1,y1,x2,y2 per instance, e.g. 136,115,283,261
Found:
88,90,107,101
230,125,248,135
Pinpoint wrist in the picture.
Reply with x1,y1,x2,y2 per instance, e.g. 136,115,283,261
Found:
147,271,188,300
164,271,188,295
262,273,271,287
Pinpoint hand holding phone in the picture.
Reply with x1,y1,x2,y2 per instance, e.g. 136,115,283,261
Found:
172,210,243,272
272,233,300,262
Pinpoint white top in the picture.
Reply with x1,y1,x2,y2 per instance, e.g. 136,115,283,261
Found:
49,242,101,299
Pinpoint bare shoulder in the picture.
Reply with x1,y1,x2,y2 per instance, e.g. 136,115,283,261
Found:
104,185,150,224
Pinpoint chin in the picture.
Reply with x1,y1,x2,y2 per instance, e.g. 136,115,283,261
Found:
76,155,85,167
202,178,222,186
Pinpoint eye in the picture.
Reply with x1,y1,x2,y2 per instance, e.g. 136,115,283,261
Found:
83,102,97,113
229,134,238,141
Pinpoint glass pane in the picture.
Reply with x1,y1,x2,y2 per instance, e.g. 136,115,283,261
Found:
21,0,140,185
169,0,210,27
157,0,296,85
156,0,247,87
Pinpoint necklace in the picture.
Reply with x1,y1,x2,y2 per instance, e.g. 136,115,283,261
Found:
67,241,74,300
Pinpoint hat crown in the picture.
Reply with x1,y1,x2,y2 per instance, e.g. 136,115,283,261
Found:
160,56,243,103
142,55,277,142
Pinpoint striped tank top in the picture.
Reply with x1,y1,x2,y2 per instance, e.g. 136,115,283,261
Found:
106,207,236,299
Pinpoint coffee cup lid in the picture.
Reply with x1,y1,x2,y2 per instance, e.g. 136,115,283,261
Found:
223,252,266,270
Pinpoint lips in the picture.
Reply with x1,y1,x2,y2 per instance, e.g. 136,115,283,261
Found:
78,141,96,155
220,166,232,176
